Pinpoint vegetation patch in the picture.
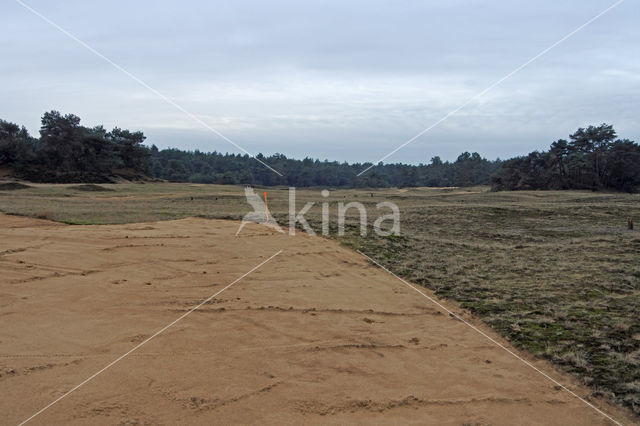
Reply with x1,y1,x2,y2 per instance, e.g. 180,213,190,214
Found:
0,182,31,190
68,184,114,192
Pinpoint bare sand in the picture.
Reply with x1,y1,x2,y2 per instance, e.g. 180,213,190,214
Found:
0,214,631,425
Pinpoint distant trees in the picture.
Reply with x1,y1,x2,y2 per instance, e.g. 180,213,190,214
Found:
0,119,35,168
147,147,500,188
38,111,83,170
1,113,638,192
492,124,640,192
1,111,150,182
0,111,502,186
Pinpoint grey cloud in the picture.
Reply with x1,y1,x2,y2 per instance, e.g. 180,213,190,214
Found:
1,0,638,163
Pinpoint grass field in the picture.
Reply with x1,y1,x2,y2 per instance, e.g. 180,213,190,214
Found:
1,181,639,416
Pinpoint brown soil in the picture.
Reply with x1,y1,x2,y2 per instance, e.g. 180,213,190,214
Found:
0,214,632,425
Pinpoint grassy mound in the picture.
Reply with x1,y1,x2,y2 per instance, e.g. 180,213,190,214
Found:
68,184,114,192
0,182,32,190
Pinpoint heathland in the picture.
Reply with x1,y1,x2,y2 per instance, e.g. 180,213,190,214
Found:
1,182,638,417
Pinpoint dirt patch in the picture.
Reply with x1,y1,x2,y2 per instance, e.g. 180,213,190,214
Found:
0,215,632,424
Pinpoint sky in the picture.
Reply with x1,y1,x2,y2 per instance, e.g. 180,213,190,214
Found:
1,0,638,165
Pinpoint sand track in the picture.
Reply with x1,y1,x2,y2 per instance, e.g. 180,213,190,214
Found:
0,214,631,425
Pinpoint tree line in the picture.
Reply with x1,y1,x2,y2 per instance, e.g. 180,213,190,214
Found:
0,111,149,182
492,124,640,192
0,111,499,187
1,111,638,191
149,148,500,188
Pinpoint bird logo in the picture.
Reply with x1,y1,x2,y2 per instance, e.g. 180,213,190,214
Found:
236,187,284,235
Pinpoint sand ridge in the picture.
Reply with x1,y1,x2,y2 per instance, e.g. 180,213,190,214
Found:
0,214,630,425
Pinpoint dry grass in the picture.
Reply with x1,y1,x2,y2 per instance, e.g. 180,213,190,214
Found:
1,182,639,414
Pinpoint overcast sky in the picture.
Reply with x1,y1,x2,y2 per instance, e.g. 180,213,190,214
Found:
1,0,638,164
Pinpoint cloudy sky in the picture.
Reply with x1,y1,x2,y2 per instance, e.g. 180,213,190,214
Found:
1,0,638,165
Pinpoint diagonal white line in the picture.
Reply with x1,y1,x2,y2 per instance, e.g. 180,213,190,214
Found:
15,0,283,177
357,0,626,176
356,250,622,426
18,249,283,426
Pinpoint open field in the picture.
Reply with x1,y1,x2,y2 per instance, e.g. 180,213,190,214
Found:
1,182,639,423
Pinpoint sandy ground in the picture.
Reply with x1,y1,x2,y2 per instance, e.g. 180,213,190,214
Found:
0,214,632,425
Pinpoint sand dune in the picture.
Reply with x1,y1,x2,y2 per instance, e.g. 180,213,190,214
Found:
0,214,628,424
